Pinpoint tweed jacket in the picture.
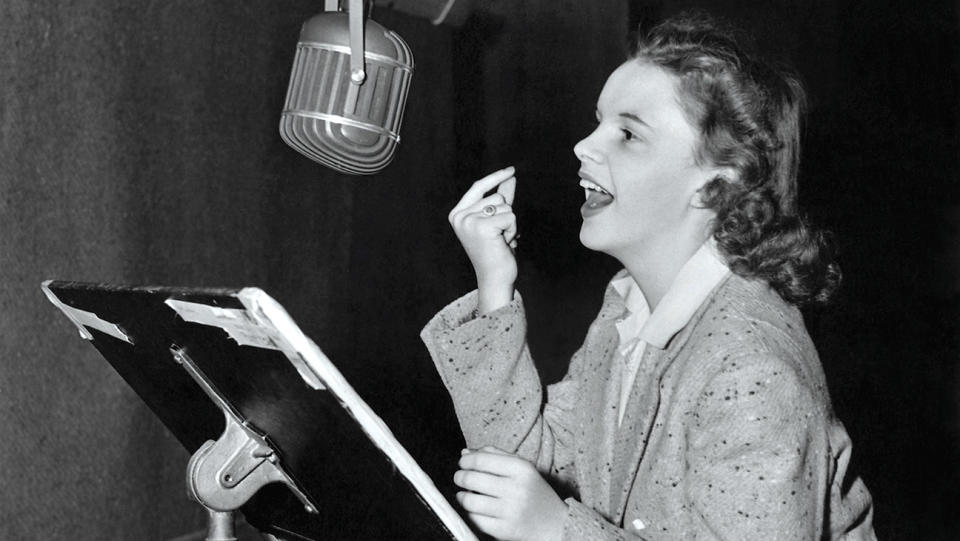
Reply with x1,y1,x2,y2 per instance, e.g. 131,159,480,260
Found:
421,271,875,540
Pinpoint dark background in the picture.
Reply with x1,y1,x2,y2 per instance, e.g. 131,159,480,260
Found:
1,0,956,539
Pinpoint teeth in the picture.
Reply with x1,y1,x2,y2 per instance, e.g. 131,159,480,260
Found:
579,179,611,195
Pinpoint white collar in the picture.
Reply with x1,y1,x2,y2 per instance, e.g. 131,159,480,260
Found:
611,240,730,349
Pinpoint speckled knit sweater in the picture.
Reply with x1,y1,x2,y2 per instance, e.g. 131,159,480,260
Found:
421,271,875,540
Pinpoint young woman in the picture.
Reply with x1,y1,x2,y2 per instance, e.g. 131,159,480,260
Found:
421,13,875,541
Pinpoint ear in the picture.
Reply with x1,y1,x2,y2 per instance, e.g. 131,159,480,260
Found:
690,166,738,208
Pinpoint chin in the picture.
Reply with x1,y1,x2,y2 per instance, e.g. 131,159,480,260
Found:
578,224,606,252
580,223,640,263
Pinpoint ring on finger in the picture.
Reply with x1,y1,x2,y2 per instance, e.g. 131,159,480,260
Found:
481,205,497,217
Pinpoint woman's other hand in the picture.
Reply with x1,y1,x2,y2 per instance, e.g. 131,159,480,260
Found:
454,447,567,541
448,167,519,313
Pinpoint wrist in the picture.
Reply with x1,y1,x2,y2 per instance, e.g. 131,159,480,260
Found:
543,496,568,541
476,281,515,314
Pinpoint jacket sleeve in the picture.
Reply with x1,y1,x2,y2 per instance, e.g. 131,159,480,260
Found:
420,290,581,488
422,289,669,541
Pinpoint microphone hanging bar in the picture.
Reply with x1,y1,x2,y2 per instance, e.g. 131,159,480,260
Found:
348,0,365,85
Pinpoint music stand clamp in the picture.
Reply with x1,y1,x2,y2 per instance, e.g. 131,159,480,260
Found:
173,345,317,541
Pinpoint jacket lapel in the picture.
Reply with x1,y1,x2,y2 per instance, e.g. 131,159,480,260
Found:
605,286,721,521
574,279,628,518
607,344,668,519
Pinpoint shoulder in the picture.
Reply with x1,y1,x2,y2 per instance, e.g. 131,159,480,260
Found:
691,274,815,360
674,274,831,409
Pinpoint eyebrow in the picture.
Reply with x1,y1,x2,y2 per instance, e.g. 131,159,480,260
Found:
619,112,651,128
595,108,653,130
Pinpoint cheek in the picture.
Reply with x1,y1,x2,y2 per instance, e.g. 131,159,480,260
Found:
613,175,685,216
620,159,700,210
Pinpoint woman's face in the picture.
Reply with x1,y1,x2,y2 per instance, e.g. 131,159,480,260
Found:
573,60,715,260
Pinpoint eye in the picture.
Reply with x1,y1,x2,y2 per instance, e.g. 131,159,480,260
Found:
621,128,637,142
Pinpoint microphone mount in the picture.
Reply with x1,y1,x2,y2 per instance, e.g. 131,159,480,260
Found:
326,0,368,85
280,0,413,174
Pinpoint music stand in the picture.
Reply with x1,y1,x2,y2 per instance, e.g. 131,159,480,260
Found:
42,281,476,541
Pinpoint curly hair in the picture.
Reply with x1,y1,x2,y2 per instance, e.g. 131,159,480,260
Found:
633,13,840,306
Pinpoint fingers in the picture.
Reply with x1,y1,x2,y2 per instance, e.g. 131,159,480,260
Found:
459,448,530,478
465,514,508,540
454,447,565,541
477,201,511,218
447,168,520,257
454,469,504,498
502,217,519,247
448,166,516,219
497,175,516,206
460,209,516,241
449,201,516,252
449,193,508,226
455,490,501,517
475,446,512,456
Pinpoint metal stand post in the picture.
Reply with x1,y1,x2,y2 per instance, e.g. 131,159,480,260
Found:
204,509,237,541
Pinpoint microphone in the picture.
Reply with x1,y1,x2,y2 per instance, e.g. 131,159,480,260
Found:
280,0,414,175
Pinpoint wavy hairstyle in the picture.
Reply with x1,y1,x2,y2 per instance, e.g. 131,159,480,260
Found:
631,12,840,306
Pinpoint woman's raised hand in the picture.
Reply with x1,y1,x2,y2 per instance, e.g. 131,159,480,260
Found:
448,167,518,314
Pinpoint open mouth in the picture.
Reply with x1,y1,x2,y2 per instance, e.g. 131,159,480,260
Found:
579,179,615,210
579,179,612,199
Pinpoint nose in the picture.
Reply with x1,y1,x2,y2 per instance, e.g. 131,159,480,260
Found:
573,129,602,164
